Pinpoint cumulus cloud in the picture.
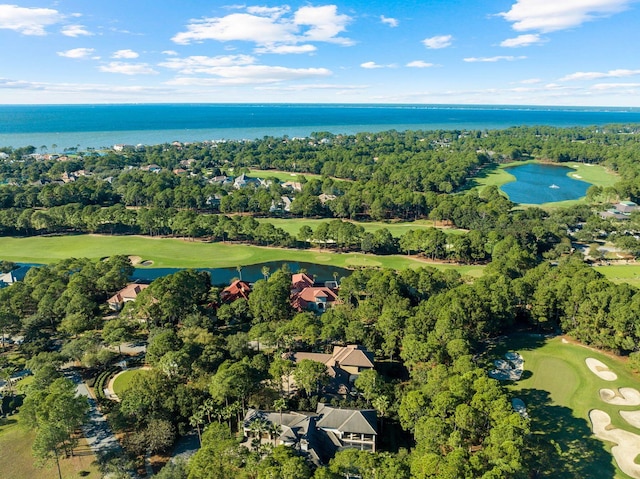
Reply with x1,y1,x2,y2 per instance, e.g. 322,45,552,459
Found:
360,61,396,69
422,35,452,49
500,33,545,47
498,0,633,33
61,24,92,37
172,4,352,49
559,69,640,81
99,62,158,75
406,60,435,68
162,50,178,56
0,4,63,35
464,55,526,62
380,15,398,27
112,49,139,59
159,55,257,73
57,48,96,59
519,78,542,84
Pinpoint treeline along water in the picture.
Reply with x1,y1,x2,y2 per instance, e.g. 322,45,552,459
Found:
1,103,640,149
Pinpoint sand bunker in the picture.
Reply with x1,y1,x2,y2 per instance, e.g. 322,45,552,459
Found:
621,410,640,429
600,388,640,406
128,255,142,265
586,358,618,381
140,260,154,266
489,352,524,381
511,398,528,418
590,409,640,479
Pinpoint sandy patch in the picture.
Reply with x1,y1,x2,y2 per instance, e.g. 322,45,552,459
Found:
572,174,583,179
586,358,618,381
621,410,640,429
562,338,569,343
590,409,640,479
600,388,640,406
128,255,142,265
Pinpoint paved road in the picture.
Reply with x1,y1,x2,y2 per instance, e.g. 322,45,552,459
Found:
64,370,122,459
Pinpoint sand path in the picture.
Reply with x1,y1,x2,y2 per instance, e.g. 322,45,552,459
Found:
590,409,640,479
586,358,618,381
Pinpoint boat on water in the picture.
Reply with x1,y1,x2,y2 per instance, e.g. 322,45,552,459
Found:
549,184,560,189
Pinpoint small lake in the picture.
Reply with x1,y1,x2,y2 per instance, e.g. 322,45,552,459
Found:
131,261,352,285
500,163,591,204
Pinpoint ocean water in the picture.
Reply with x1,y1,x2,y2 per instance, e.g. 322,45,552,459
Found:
1,103,640,149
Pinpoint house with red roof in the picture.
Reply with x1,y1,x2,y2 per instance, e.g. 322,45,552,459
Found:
220,280,251,303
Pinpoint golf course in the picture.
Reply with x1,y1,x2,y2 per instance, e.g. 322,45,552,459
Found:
0,234,485,276
490,335,640,479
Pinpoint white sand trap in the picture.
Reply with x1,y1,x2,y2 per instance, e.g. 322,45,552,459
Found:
621,411,640,429
600,388,640,406
562,338,569,343
128,255,142,265
590,409,640,479
586,358,618,381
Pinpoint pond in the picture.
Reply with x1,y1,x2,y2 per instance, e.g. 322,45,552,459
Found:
130,261,352,285
500,163,591,204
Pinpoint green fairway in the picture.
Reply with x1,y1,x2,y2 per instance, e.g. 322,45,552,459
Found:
0,235,485,276
112,369,147,397
596,264,640,288
255,217,467,238
245,168,324,182
490,335,640,478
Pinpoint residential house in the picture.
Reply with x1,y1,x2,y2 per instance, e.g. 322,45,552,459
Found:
316,403,377,453
291,272,315,293
282,181,303,192
600,201,639,220
220,280,251,303
140,164,162,173
318,194,337,204
291,272,340,312
0,266,31,289
107,283,149,311
269,196,293,213
242,403,377,464
234,173,260,189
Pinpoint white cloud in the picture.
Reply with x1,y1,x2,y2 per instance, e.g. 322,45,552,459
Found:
559,69,640,81
172,5,352,48
159,55,256,74
99,62,158,75
464,55,526,62
498,0,633,33
256,83,367,91
0,4,63,35
360,61,396,69
500,33,544,47
406,60,435,68
112,49,139,59
422,35,452,49
0,77,171,95
520,78,542,84
380,15,398,27
166,65,331,86
591,82,640,90
162,50,178,56
61,24,92,37
57,48,96,59
255,44,317,54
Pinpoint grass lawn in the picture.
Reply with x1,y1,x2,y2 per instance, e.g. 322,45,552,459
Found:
255,217,467,238
111,369,147,397
595,264,640,289
0,410,100,479
245,168,324,183
0,235,484,277
489,334,640,479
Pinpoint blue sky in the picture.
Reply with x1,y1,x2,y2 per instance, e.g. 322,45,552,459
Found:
1,0,639,105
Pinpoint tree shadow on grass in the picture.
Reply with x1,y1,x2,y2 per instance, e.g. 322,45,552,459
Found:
519,388,615,479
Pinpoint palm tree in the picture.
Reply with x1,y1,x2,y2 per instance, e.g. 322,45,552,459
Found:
189,410,205,446
268,422,282,446
261,265,270,281
273,398,287,429
236,265,243,281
